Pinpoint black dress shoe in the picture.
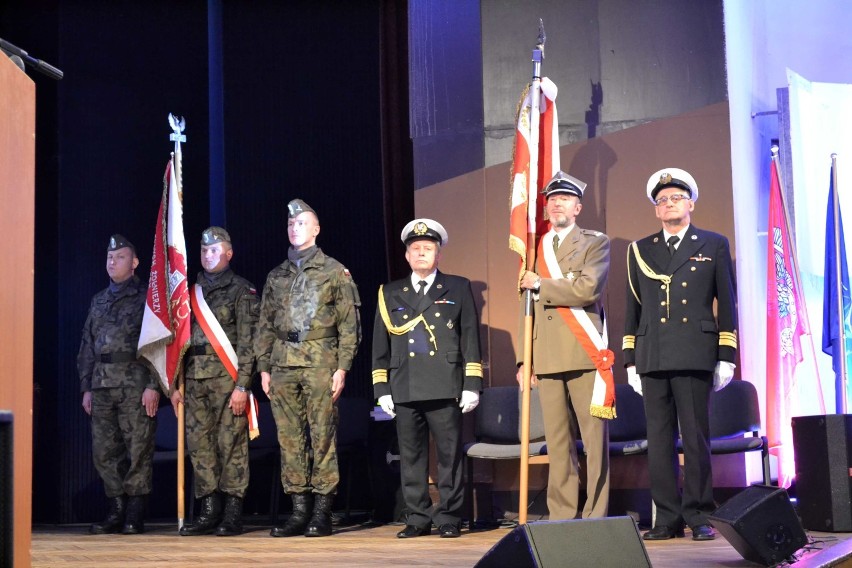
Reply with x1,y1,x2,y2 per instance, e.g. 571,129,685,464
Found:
438,524,461,538
396,524,431,538
691,524,716,541
642,525,685,540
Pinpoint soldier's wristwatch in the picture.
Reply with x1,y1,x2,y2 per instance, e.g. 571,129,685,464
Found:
234,385,248,393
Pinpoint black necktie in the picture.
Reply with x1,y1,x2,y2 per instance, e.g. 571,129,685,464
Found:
417,280,428,296
552,234,560,256
667,235,680,256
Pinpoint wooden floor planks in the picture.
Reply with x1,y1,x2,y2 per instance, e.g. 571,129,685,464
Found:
32,522,852,568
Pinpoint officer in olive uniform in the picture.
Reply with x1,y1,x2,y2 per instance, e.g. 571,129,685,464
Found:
623,168,738,542
171,227,259,536
372,219,483,538
78,235,160,535
255,199,361,538
516,171,611,520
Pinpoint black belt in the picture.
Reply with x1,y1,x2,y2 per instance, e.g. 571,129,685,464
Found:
190,345,216,356
276,327,338,343
99,352,136,363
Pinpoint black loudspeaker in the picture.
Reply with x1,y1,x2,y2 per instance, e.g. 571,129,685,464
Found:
791,414,852,531
0,411,12,568
708,485,807,566
475,516,651,568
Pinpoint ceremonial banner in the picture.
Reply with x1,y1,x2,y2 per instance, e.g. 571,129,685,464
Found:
138,158,191,392
822,162,852,410
509,77,560,267
766,156,806,488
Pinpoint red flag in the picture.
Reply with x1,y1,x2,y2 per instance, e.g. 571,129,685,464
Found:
509,77,560,267
138,158,191,392
766,156,807,488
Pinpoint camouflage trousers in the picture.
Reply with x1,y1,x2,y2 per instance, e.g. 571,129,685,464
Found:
268,367,339,495
185,375,250,498
91,386,156,498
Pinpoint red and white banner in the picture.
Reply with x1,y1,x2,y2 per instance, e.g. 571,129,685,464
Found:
509,77,560,267
138,158,191,392
766,156,808,488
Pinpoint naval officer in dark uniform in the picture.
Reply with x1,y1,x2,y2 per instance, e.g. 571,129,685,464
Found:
372,219,483,538
623,168,738,542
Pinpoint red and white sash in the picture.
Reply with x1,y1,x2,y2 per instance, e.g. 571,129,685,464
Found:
190,284,260,439
540,231,616,419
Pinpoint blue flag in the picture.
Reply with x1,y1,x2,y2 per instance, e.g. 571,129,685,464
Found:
822,165,852,411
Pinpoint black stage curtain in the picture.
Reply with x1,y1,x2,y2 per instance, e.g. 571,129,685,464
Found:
379,0,414,282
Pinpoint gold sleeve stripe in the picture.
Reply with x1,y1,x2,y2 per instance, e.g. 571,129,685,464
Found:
719,332,738,349
371,369,388,384
622,336,635,350
465,362,483,378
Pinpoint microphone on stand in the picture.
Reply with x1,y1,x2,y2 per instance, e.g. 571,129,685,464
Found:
0,37,63,80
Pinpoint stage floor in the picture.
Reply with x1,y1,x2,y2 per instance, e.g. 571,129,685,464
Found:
32,522,852,567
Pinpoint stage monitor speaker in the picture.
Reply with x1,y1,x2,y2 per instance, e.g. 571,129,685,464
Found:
1,411,12,568
708,485,807,566
791,414,852,531
474,516,650,568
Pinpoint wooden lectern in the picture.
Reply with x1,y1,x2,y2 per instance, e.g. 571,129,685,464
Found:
0,52,36,568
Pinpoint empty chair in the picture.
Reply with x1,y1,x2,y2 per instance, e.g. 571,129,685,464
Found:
605,383,649,456
247,399,282,521
675,380,771,485
463,386,547,522
335,396,373,523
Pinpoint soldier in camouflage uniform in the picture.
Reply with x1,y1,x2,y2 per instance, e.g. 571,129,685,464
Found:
170,227,259,536
255,199,361,538
78,235,160,535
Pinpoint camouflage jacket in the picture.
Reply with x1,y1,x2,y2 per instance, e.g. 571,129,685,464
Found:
255,248,361,372
185,269,260,389
77,275,156,392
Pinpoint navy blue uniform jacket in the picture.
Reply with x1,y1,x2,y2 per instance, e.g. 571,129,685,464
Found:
623,226,737,373
372,271,482,403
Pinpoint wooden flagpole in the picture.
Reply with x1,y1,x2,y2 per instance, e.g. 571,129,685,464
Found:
169,115,188,528
519,20,545,525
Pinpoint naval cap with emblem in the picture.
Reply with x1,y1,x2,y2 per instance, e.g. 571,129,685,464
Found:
287,198,316,219
201,226,231,245
646,167,699,204
542,170,587,199
400,218,449,247
107,234,136,255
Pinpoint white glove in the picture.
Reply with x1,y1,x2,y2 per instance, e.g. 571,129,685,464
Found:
459,390,480,413
627,366,642,396
378,394,396,418
713,361,736,391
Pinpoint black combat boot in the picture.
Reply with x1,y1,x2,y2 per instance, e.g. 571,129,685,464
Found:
179,492,223,536
214,494,244,536
270,493,314,537
304,493,334,537
90,495,127,534
122,494,148,534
